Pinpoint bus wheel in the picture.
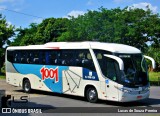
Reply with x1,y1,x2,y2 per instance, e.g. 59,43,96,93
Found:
86,87,98,103
23,79,31,93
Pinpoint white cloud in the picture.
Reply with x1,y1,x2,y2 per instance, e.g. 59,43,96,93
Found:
7,21,12,27
131,2,158,13
32,18,43,24
114,0,123,3
0,0,16,3
13,8,21,12
0,0,25,11
0,5,7,10
114,0,132,3
65,10,85,18
87,0,94,6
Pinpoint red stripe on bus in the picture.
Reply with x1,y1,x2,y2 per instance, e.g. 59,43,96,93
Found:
45,47,60,49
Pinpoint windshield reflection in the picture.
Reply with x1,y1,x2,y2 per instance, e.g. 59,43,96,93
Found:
118,54,149,87
93,49,149,88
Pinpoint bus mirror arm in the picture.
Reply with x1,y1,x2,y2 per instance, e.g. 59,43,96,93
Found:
144,55,156,69
104,54,124,70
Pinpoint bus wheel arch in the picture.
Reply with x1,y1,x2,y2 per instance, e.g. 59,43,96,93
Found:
84,85,98,103
22,78,31,93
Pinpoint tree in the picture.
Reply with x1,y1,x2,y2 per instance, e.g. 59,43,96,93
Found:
146,46,160,71
60,7,160,53
11,23,38,46
35,18,69,43
0,14,14,73
12,18,69,45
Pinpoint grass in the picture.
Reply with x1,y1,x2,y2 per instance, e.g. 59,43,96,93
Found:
149,72,160,82
0,75,5,79
0,66,5,79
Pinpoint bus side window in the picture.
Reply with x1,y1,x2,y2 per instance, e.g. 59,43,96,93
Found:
14,53,18,63
96,53,104,69
39,51,45,64
26,51,30,64
14,51,21,63
106,58,117,81
45,51,50,65
75,51,84,67
76,50,96,71
28,51,34,64
61,50,75,66
28,51,39,64
56,51,62,65
46,51,57,65
21,51,28,64
7,50,14,63
34,51,40,64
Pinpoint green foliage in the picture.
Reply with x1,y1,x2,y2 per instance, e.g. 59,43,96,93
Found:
145,46,160,71
11,23,38,46
149,72,160,81
0,14,14,73
62,7,160,52
0,75,5,79
11,18,69,45
0,14,14,48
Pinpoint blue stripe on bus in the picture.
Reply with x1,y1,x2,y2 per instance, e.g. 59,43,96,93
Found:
13,64,68,93
13,64,99,93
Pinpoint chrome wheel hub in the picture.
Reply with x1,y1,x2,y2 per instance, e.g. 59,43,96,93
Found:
89,90,96,100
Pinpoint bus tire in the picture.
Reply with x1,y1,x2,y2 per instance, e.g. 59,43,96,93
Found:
86,87,98,103
23,79,31,93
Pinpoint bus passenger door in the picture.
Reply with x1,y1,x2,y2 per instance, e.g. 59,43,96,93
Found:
103,54,124,101
105,61,119,101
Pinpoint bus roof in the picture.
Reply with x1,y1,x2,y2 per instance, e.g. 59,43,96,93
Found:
7,42,141,54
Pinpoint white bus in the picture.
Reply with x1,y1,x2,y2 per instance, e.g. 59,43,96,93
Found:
5,42,155,103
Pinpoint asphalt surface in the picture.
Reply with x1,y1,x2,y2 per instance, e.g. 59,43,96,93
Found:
0,79,160,115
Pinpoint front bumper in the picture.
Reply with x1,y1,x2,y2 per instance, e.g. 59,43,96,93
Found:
119,90,150,102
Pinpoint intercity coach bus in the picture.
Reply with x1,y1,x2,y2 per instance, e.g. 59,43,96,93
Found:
5,42,155,103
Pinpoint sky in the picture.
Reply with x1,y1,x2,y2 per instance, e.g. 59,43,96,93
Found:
0,0,160,28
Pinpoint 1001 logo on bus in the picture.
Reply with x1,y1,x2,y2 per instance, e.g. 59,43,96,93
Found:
40,66,59,82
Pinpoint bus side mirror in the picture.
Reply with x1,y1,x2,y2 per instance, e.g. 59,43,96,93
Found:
144,55,156,69
104,54,124,70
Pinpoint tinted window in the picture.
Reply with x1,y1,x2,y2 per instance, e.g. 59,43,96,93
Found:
46,50,58,65
75,50,96,71
7,50,14,63
60,50,75,66
93,49,120,81
10,49,96,71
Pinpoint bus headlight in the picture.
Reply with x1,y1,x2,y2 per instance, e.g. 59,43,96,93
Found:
114,86,131,93
120,88,131,93
143,87,150,91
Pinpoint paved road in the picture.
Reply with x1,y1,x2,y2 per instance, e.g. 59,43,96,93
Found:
0,79,160,115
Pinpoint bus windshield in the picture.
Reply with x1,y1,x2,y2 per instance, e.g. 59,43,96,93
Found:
117,54,149,87
93,49,149,88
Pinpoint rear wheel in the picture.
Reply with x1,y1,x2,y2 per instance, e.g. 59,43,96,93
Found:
86,87,98,103
23,79,31,93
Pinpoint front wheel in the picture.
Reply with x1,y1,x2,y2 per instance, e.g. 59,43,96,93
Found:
23,79,31,93
86,87,98,103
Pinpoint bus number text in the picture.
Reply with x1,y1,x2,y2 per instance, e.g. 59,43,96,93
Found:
40,66,58,82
